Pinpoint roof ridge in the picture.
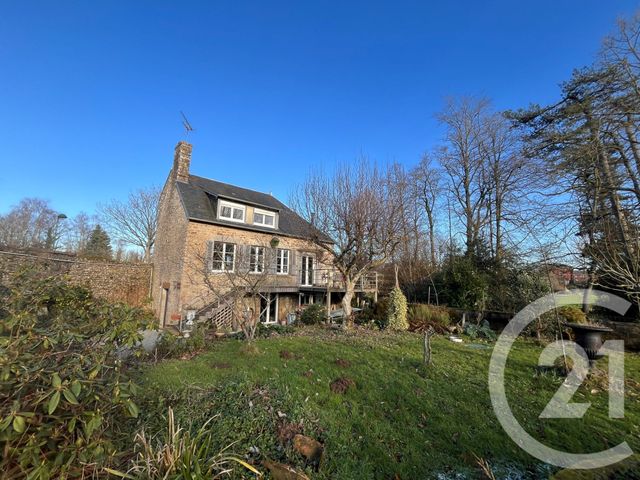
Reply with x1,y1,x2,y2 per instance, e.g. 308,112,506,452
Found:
189,173,278,201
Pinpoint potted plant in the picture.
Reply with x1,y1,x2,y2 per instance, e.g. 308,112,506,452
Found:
561,306,613,368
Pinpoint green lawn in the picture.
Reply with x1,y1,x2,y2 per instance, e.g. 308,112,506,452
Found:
137,327,640,479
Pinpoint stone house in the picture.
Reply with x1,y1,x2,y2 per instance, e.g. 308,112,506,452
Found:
153,141,378,329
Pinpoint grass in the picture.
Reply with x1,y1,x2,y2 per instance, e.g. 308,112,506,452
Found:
137,327,640,479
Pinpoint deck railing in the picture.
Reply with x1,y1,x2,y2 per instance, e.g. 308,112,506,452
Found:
306,268,378,291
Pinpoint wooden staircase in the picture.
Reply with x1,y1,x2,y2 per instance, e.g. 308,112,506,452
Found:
196,297,235,332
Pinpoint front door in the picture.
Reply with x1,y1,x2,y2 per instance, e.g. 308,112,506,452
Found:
300,255,314,286
260,293,278,324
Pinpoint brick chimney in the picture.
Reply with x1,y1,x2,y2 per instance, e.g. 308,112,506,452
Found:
173,141,192,183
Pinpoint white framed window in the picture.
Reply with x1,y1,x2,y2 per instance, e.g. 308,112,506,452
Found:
249,246,265,273
218,200,245,223
211,241,235,271
276,248,289,274
253,208,276,228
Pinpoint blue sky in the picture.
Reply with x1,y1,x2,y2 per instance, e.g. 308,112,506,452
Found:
0,1,638,217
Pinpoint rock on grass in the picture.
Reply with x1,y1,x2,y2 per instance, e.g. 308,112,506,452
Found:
293,434,324,464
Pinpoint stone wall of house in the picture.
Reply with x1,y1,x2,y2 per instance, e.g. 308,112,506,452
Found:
151,175,190,325
176,221,333,324
0,248,152,307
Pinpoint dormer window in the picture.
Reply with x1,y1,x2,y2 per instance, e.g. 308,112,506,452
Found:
253,208,276,228
218,200,245,223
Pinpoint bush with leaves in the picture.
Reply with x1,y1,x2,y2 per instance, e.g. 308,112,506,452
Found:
408,304,451,333
435,253,490,312
525,305,588,341
154,324,207,360
372,298,390,329
299,304,327,325
464,320,497,341
0,268,154,479
255,323,296,337
387,287,409,331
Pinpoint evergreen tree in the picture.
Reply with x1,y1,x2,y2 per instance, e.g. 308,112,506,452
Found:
83,225,112,260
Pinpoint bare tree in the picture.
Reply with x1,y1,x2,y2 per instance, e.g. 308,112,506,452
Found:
0,198,61,249
437,97,492,256
63,212,96,253
291,159,403,323
602,11,640,100
98,186,160,262
387,162,428,298
411,153,442,266
480,112,531,263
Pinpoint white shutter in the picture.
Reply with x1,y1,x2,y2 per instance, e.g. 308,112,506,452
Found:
241,244,252,272
289,249,297,277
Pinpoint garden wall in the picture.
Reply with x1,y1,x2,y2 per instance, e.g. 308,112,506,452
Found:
602,320,640,351
0,248,152,307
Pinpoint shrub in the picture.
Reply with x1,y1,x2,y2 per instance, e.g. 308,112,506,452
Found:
408,303,451,333
0,268,154,478
525,305,587,340
354,306,375,325
557,305,588,324
155,324,207,359
299,304,327,325
359,299,390,329
119,407,260,479
374,298,389,317
387,287,409,331
435,253,490,311
464,320,497,341
249,322,296,338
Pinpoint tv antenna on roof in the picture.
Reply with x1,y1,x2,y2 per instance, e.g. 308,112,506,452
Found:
180,111,195,137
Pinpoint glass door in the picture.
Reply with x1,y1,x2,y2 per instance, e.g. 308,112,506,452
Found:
260,293,278,324
300,255,314,286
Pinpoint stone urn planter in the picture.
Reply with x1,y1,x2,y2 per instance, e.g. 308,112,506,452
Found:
564,322,613,368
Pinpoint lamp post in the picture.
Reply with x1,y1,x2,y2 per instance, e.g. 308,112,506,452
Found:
46,213,67,251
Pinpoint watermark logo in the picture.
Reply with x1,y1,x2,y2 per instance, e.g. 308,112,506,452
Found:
488,289,633,469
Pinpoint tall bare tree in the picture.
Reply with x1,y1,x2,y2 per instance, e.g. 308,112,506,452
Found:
387,162,428,297
437,97,492,256
98,186,160,262
480,112,530,263
411,153,442,266
291,159,403,323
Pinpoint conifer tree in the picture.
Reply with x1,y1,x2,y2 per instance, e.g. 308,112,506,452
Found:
83,224,112,260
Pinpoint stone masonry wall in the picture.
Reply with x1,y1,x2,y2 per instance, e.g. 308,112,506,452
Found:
177,221,333,324
0,248,152,307
151,175,190,325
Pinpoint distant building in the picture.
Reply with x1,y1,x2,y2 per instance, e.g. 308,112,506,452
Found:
546,263,589,291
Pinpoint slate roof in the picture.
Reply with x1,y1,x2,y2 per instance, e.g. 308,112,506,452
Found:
175,174,333,243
